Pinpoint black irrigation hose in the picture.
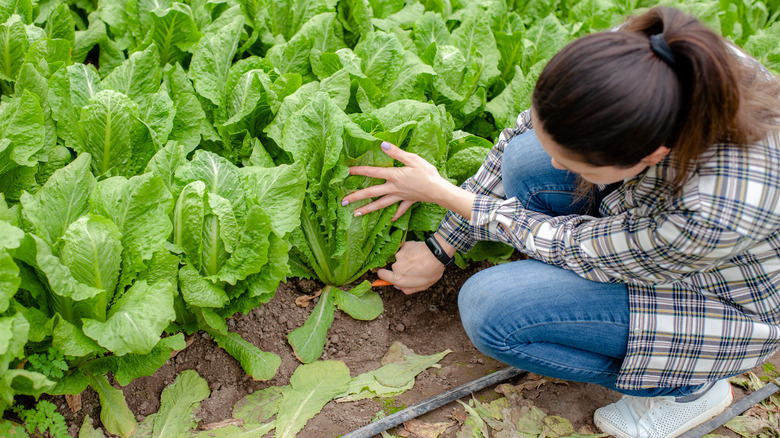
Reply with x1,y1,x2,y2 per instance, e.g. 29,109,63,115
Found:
341,367,527,438
678,380,780,438
343,367,780,438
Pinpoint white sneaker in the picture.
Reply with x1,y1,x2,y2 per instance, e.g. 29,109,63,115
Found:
593,379,733,438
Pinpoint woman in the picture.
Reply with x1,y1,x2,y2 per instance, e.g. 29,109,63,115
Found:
342,6,780,438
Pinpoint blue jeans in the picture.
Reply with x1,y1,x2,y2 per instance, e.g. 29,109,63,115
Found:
458,129,705,397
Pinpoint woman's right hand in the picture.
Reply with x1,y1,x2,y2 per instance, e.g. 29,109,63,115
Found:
377,237,454,294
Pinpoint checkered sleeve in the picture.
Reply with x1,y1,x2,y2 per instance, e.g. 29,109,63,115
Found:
470,141,780,285
436,109,534,252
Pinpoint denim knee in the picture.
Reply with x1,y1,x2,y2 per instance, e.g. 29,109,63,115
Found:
501,130,589,215
458,268,499,352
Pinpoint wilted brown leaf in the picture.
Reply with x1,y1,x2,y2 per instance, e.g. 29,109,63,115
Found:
199,418,244,430
543,415,575,437
295,288,323,307
65,393,82,413
725,415,774,436
403,419,456,438
381,341,417,365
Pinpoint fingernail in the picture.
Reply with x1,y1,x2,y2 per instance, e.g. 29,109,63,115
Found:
341,199,349,206
354,211,362,217
381,141,391,151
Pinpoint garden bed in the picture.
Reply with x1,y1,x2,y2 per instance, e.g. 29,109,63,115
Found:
52,260,780,437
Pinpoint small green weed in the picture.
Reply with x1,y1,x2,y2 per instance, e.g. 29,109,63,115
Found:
380,397,406,415
26,348,68,380
761,362,780,382
12,400,69,438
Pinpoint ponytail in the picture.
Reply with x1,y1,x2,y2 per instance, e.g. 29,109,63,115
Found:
532,6,780,188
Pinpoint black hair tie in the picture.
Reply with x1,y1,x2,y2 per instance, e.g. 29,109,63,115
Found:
650,34,677,68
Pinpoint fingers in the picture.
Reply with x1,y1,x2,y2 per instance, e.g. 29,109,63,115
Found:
377,268,395,284
348,165,393,179
342,184,392,206
392,200,414,221
353,195,403,217
379,141,420,166
377,268,423,294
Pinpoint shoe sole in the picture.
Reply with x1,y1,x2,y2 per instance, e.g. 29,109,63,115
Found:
594,385,734,438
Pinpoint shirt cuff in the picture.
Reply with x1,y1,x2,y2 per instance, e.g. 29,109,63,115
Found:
436,210,476,253
470,194,528,248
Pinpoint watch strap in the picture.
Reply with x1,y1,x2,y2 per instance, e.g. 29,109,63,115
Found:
425,234,454,267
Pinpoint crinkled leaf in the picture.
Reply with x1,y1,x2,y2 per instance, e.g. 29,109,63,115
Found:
450,13,499,85
20,153,95,246
0,250,19,314
138,88,176,148
521,14,569,70
354,31,404,91
0,90,45,168
189,14,243,106
109,334,186,386
274,361,351,438
332,281,383,320
82,279,176,356
103,45,163,102
145,141,189,194
212,204,271,284
287,286,335,363
208,329,281,381
78,415,106,438
178,263,228,308
233,385,286,423
87,373,136,438
163,64,205,152
175,150,247,215
199,194,232,278
0,16,28,82
240,162,306,236
413,11,449,52
51,313,103,357
18,303,48,343
0,0,33,24
136,369,210,438
90,173,174,292
173,181,206,271
221,232,288,316
75,90,148,177
59,215,123,297
24,38,72,74
15,234,106,322
150,3,202,65
0,311,28,360
46,3,76,44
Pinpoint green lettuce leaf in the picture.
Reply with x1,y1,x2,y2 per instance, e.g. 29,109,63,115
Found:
274,360,351,438
82,279,176,356
208,330,281,381
134,369,209,438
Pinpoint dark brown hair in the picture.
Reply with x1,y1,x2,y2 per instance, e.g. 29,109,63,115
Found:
532,6,780,187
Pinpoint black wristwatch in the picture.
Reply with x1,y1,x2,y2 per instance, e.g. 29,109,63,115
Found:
425,234,454,267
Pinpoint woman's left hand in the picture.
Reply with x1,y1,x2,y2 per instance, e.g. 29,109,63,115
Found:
343,141,452,220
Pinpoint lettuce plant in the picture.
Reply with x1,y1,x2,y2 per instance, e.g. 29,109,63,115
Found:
147,144,306,380
265,90,454,362
4,154,178,437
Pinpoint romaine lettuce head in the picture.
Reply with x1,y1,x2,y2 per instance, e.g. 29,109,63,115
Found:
278,92,453,286
162,148,305,316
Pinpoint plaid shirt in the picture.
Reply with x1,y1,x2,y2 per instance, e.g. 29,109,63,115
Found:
438,108,780,390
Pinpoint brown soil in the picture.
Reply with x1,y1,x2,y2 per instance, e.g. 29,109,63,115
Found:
53,260,780,437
